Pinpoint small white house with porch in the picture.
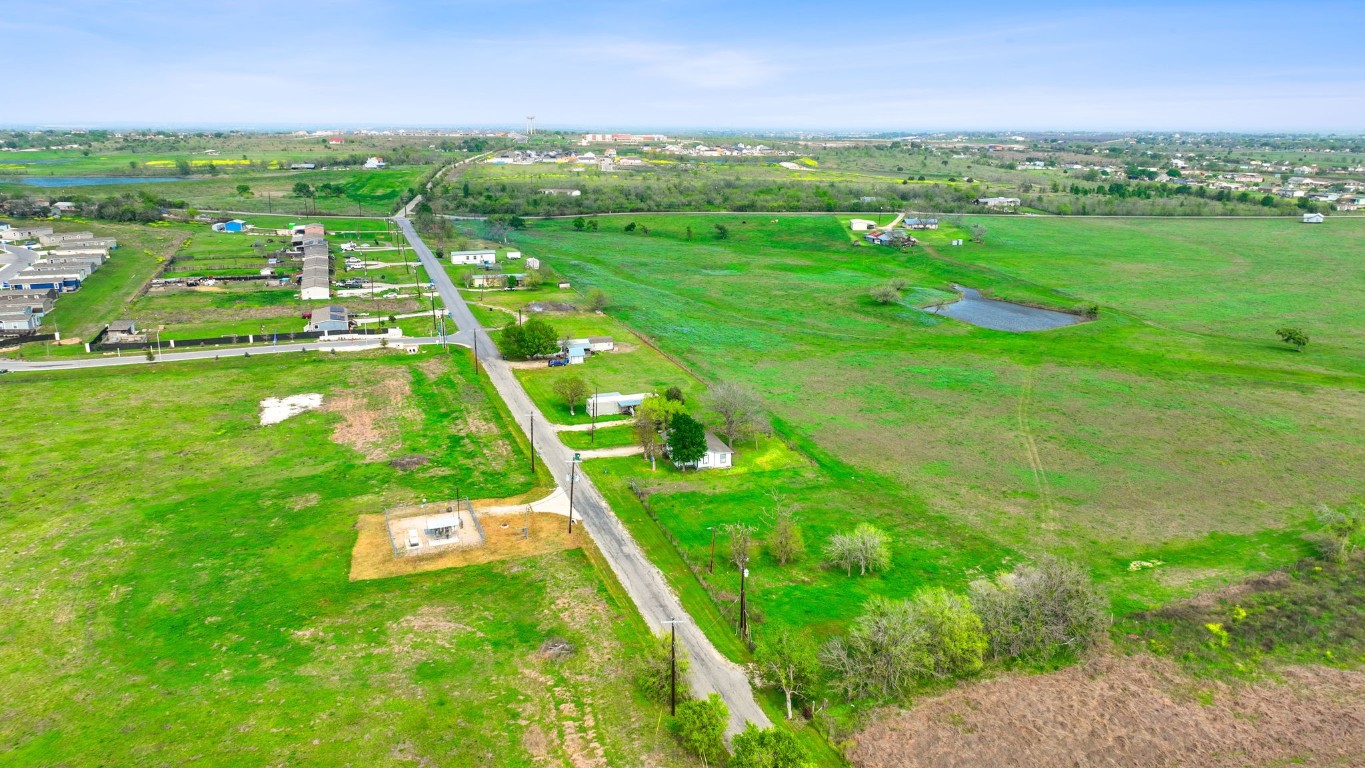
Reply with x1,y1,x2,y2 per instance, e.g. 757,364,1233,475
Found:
675,432,734,470
451,250,496,266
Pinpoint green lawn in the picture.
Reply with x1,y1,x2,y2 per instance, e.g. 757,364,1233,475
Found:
0,349,691,767
559,422,638,450
503,214,1365,639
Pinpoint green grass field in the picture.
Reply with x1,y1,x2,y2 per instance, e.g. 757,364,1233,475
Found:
0,349,691,767
503,214,1365,641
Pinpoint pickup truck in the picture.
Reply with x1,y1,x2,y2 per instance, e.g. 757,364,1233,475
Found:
547,357,569,367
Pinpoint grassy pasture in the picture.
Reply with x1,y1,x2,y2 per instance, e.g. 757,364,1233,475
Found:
504,214,1365,638
0,349,689,767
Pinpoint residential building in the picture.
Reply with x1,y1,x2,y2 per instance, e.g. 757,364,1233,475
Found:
306,305,353,333
0,225,54,242
904,218,939,230
212,219,248,233
1303,212,1325,224
467,272,509,289
525,257,541,270
105,319,142,342
975,197,1021,208
363,156,385,169
299,243,331,300
672,432,735,471
539,188,582,196
4,272,83,292
566,336,615,353
586,392,651,417
0,306,40,332
849,219,877,231
450,250,496,266
37,231,95,246
0,289,56,316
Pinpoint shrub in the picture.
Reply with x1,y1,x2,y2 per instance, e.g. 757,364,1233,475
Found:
869,284,900,304
824,523,891,576
969,556,1110,661
672,693,727,764
637,631,690,705
729,723,808,768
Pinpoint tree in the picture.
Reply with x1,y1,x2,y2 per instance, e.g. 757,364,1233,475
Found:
552,375,588,416
638,631,690,705
624,221,637,232
522,269,544,289
824,523,891,576
869,284,901,304
573,216,586,231
292,182,314,198
1275,326,1308,351
585,288,608,312
707,381,762,448
968,556,1110,662
820,589,986,701
666,412,708,468
714,223,729,239
520,318,558,357
756,627,820,720
685,225,694,240
235,184,252,197
767,506,806,567
727,522,755,570
174,159,192,176
969,223,987,244
664,386,685,404
586,218,599,232
634,395,684,470
729,723,809,768
672,693,728,765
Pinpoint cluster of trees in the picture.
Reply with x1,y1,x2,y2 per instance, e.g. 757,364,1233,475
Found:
698,557,1108,729
0,191,184,224
639,641,808,767
500,318,559,360
438,175,990,216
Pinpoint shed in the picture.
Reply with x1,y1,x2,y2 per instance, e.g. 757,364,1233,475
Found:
212,219,248,233
1303,212,1325,224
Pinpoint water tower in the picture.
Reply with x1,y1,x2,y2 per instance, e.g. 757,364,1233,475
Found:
525,116,536,136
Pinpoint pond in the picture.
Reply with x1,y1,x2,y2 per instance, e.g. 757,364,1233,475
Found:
925,285,1083,332
9,176,189,187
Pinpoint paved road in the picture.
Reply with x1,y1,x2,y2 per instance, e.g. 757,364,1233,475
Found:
1,336,460,371
395,216,770,735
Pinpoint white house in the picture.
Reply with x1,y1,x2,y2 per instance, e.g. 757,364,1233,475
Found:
363,156,385,169
975,197,1021,209
1303,212,1325,224
450,250,496,266
505,250,521,260
676,432,734,471
565,336,614,353
587,392,651,417
849,219,877,231
525,257,541,270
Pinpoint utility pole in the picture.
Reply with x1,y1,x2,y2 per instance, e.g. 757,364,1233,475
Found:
662,618,682,716
707,526,717,574
739,566,750,641
590,384,597,444
529,412,535,472
566,452,580,534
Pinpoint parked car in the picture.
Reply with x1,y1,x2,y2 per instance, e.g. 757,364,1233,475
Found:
547,357,569,367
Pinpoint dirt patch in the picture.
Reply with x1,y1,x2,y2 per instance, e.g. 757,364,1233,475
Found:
324,373,414,461
848,654,1365,768
288,493,321,511
389,454,430,471
350,512,587,581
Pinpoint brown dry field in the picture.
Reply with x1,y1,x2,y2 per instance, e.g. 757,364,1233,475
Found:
351,511,584,581
849,654,1365,768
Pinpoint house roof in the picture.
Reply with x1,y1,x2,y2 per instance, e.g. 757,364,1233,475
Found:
588,336,613,344
705,432,733,454
107,319,136,333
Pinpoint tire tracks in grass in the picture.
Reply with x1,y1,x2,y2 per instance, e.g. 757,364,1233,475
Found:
1016,368,1056,523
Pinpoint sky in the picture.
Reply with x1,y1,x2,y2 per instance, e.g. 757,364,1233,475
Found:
4,0,1363,132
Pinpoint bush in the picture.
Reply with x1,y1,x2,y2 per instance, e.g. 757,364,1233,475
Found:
824,523,891,576
729,723,808,768
868,284,900,304
637,631,690,705
969,556,1110,661
672,693,727,764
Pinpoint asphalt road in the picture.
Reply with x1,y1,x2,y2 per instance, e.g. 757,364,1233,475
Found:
0,336,458,371
395,216,770,735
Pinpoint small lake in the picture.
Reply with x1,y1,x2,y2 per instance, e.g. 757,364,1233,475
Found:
926,285,1083,332
9,176,188,187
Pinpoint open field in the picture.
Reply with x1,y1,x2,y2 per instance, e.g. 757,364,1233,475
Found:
503,214,1365,639
0,349,692,767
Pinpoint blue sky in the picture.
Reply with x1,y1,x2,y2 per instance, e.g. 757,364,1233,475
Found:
4,0,1363,132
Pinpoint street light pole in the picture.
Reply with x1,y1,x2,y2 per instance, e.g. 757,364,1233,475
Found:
566,452,581,534
529,412,535,472
590,384,597,444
